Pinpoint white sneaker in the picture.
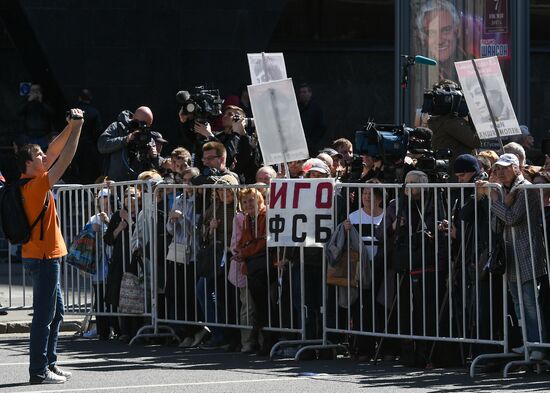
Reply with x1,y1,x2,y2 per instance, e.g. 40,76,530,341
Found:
530,350,545,361
190,327,210,347
49,365,72,380
30,369,67,384
178,336,195,348
512,345,525,354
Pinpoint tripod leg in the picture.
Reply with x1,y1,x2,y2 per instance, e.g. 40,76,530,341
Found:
374,274,404,363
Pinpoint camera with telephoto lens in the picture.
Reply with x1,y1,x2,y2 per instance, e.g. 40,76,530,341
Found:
422,81,469,118
126,119,155,163
232,114,255,130
412,148,451,182
176,86,224,125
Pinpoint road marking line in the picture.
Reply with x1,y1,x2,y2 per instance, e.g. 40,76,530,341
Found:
13,376,308,393
0,351,243,366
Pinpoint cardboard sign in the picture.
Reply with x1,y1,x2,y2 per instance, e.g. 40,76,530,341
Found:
248,79,309,165
455,57,520,140
247,52,287,85
267,179,334,247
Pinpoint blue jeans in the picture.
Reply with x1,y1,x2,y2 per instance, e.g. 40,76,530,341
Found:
24,258,64,376
196,277,224,341
509,279,545,344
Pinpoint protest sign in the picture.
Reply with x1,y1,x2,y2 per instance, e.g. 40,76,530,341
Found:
247,52,287,85
248,79,309,165
455,56,520,140
267,179,334,247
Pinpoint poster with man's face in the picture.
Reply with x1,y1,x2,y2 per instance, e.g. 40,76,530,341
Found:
247,53,287,85
455,57,520,140
410,0,511,125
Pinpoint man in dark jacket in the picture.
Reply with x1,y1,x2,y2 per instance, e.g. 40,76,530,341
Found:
97,106,154,181
193,105,261,184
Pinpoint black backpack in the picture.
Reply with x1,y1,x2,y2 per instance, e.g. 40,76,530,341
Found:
0,178,50,245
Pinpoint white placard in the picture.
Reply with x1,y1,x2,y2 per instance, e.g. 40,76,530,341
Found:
455,57,521,140
248,79,309,166
267,179,334,247
247,52,287,85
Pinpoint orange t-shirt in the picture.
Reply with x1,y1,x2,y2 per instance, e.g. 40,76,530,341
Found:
20,172,67,259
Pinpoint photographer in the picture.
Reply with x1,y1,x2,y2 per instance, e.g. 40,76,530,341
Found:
426,80,481,177
193,105,261,184
97,106,154,181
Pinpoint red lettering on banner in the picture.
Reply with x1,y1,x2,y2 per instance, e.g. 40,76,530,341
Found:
269,182,287,209
315,182,333,208
293,182,311,208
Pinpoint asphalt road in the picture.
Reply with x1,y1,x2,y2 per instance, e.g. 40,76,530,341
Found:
1,333,549,392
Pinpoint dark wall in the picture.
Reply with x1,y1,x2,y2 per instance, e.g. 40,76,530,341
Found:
531,52,550,141
3,0,547,164
283,50,394,148
13,0,285,149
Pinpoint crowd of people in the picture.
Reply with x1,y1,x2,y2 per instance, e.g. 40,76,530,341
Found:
73,111,550,368
8,79,550,377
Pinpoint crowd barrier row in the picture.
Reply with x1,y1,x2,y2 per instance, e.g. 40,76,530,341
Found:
2,180,550,377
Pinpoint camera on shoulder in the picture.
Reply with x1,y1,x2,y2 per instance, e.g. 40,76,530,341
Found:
422,80,469,118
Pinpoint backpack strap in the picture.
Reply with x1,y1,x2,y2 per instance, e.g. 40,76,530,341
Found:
28,190,50,241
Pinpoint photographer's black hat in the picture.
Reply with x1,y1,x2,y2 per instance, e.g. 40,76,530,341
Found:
151,131,168,144
318,148,343,159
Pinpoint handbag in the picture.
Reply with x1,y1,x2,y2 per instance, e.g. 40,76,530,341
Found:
196,240,224,278
66,223,97,274
228,258,247,288
166,241,189,264
485,221,506,275
118,271,145,314
326,247,360,287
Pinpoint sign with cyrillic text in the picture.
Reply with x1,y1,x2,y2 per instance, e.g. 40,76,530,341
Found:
267,179,334,247
455,56,520,140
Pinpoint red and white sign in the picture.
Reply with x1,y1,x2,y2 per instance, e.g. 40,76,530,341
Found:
267,179,334,247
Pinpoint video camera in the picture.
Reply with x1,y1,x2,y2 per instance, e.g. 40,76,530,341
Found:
355,122,450,182
412,148,451,181
176,86,224,124
422,82,469,118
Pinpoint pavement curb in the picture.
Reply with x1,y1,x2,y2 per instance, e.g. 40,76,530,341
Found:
0,319,83,334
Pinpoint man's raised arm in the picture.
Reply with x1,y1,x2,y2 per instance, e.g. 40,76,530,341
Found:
48,108,84,186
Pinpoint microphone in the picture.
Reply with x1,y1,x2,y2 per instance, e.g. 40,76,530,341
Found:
414,55,437,66
176,90,190,104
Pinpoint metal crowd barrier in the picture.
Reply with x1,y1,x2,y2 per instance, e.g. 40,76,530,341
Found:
56,181,175,344
500,183,550,376
153,183,307,351
292,182,518,372
12,178,550,378
0,245,32,313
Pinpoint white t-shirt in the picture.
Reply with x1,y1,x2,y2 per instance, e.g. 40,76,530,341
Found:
348,209,384,260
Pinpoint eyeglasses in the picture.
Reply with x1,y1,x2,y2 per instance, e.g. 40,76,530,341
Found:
202,155,220,162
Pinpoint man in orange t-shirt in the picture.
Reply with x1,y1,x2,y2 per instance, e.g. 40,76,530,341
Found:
16,108,83,385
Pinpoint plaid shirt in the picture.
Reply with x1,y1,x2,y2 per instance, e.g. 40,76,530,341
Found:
491,176,547,284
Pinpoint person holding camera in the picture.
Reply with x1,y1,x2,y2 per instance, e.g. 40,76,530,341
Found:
17,108,84,384
427,80,481,178
97,106,154,181
193,105,261,184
